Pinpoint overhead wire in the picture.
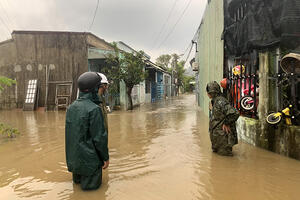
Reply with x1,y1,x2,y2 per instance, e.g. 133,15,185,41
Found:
88,0,100,31
0,1,15,29
0,0,12,38
182,42,192,60
184,43,193,64
181,23,201,64
0,15,11,36
151,0,179,49
157,0,193,49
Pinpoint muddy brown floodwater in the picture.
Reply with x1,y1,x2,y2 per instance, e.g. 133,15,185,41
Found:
1,95,300,200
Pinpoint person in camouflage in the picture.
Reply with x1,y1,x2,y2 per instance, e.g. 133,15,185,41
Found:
206,81,239,156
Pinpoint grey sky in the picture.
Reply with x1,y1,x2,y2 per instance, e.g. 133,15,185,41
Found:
0,0,207,62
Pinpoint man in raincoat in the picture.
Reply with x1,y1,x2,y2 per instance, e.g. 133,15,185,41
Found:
65,72,109,190
207,81,239,156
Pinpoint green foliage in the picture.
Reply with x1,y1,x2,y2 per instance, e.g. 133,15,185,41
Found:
105,43,147,110
156,54,171,70
183,76,195,93
156,53,188,95
170,54,186,87
102,49,122,97
175,60,186,87
0,123,20,138
0,76,16,91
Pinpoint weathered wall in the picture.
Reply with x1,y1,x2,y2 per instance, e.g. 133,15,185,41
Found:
196,0,224,115
237,116,300,160
236,116,261,146
87,34,114,50
120,81,142,110
272,125,300,159
0,32,89,109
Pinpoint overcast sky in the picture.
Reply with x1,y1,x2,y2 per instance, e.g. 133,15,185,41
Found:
0,0,207,63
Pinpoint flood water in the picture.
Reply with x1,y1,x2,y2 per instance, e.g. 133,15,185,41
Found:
1,95,300,200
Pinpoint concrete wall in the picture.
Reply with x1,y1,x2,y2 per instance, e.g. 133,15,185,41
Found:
236,117,261,146
237,116,300,160
196,0,224,115
272,125,300,159
87,34,114,50
120,81,142,110
139,80,146,103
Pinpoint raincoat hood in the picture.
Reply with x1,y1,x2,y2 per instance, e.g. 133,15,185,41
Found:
206,81,221,98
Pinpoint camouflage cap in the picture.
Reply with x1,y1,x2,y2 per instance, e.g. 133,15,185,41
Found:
206,81,221,95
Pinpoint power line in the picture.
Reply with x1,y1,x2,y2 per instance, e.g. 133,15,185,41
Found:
0,1,15,29
0,0,12,35
157,0,193,49
182,42,192,58
0,15,11,35
184,43,193,64
151,0,179,49
181,23,201,62
88,0,100,31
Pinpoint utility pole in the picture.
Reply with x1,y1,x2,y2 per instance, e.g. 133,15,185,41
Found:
172,59,175,96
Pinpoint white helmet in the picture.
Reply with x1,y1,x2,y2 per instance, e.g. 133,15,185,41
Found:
97,73,109,84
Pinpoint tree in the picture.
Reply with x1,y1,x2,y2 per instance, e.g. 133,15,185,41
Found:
175,60,186,87
183,76,195,93
106,44,147,110
171,54,185,95
0,76,19,138
156,54,171,70
156,53,187,95
0,76,16,91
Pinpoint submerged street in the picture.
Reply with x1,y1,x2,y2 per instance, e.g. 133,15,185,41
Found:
1,95,300,200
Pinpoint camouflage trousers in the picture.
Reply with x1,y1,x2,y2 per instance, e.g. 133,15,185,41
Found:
209,131,235,156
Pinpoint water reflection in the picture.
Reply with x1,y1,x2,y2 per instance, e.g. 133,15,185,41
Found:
0,95,300,200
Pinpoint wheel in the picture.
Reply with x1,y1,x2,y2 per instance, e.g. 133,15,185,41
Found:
266,113,282,125
240,96,255,111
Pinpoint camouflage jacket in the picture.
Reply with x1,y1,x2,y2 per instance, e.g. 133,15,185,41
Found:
209,95,239,135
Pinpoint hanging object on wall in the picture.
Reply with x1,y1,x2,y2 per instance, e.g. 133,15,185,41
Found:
23,79,38,111
280,53,300,74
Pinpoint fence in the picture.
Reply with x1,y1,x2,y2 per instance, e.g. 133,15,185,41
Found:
226,59,259,118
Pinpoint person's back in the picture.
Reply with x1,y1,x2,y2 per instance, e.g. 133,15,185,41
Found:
65,72,109,190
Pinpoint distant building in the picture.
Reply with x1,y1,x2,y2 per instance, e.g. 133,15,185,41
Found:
116,41,171,109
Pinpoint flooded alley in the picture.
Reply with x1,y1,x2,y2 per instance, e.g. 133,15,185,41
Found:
1,95,300,200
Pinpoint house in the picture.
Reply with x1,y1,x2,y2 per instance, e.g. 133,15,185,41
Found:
194,0,300,159
116,41,171,109
0,30,114,109
144,60,172,103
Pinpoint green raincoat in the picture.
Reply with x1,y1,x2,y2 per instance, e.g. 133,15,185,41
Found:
65,92,109,183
